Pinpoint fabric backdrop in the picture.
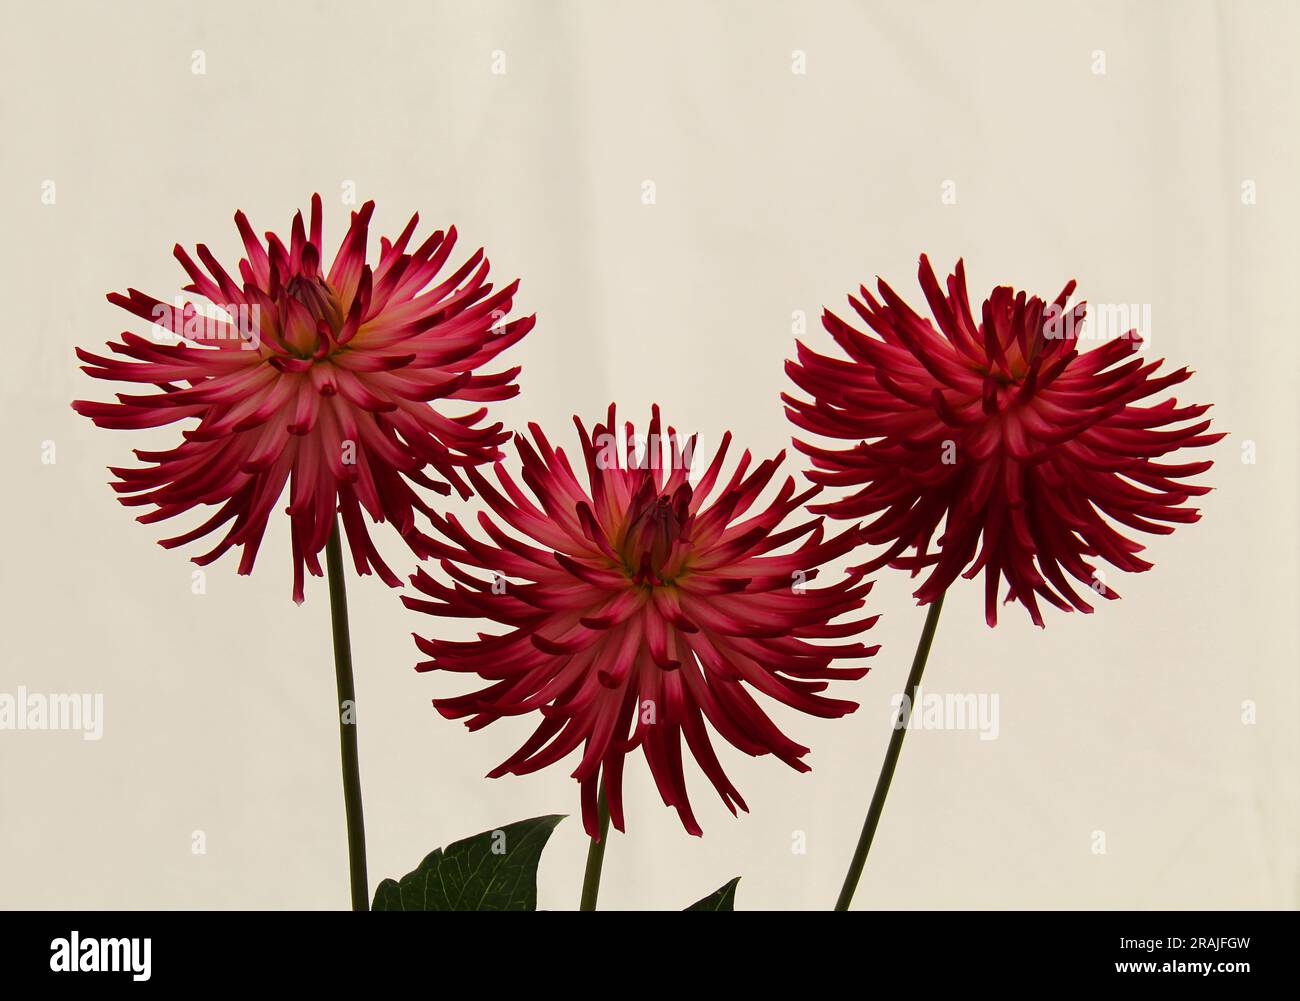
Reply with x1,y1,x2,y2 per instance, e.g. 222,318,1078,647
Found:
1,0,1295,909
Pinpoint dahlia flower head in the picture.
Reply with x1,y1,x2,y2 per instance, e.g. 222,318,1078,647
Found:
785,255,1222,627
404,406,879,836
74,195,533,602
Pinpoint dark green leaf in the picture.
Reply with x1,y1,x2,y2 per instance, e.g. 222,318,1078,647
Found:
372,815,565,911
685,877,740,911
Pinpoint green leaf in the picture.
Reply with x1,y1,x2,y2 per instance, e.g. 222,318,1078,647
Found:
685,877,740,911
372,815,565,911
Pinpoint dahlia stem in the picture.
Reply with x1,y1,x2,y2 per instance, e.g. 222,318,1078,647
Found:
834,591,945,911
579,785,611,911
325,519,369,911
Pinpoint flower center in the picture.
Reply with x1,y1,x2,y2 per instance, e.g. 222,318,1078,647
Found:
283,275,345,357
619,483,692,586
285,275,343,330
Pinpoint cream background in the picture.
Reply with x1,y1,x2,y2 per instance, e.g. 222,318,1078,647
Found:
1,0,1296,910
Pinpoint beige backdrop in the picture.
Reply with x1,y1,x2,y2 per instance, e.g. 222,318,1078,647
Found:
1,0,1296,910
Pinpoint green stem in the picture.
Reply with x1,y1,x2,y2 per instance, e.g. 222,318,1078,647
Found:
579,785,611,911
325,519,369,912
834,592,946,911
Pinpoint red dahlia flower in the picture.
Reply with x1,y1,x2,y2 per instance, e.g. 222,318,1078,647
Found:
73,195,533,602
786,256,1223,627
404,406,878,836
